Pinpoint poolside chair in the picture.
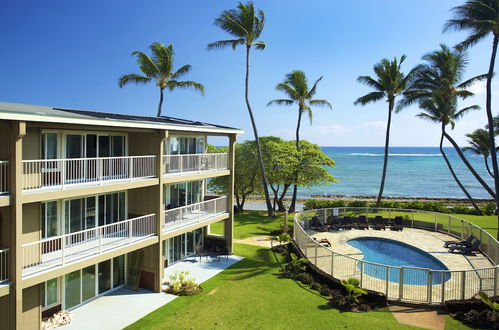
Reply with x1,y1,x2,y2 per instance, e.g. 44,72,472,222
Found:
356,216,369,230
326,215,341,231
444,235,475,248
372,216,386,230
310,217,328,232
343,216,355,230
390,216,403,231
448,239,481,255
318,238,332,247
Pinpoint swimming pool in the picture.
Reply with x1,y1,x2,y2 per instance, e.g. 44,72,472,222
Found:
347,237,450,285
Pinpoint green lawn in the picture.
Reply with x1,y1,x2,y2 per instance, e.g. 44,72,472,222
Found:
127,244,422,330
209,210,291,239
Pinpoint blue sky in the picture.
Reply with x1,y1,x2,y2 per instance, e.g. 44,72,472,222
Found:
0,0,496,146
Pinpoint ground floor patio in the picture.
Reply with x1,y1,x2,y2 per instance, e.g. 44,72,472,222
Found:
60,254,242,329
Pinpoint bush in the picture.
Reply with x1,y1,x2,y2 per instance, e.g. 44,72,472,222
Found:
310,282,322,291
319,286,334,297
303,199,346,210
329,290,351,311
347,200,368,208
481,202,496,216
298,273,314,285
166,270,202,296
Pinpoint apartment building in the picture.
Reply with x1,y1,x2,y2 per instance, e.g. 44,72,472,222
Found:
0,102,240,329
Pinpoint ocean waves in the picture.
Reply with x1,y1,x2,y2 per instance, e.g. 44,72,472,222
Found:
350,153,442,157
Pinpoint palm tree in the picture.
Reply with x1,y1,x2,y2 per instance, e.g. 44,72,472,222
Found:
267,70,331,212
354,56,417,207
403,44,494,199
208,2,274,217
463,128,495,178
119,42,205,117
445,0,499,234
416,95,482,213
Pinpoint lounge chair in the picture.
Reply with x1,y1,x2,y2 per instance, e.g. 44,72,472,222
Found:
372,216,386,230
448,240,481,255
343,216,355,230
314,237,332,247
310,217,328,232
444,235,475,248
390,216,403,231
326,215,340,230
356,216,369,230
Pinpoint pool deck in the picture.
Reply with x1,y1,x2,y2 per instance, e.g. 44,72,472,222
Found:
307,228,495,302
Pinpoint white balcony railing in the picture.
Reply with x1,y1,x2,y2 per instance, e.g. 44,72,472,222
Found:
22,155,156,191
22,214,156,276
0,248,8,283
164,153,228,176
163,196,228,233
0,161,8,194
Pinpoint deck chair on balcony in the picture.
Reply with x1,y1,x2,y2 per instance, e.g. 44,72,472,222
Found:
448,239,481,255
373,216,385,230
356,216,369,230
444,235,475,248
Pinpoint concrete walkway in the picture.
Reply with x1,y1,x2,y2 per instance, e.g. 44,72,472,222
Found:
61,255,243,330
389,305,445,330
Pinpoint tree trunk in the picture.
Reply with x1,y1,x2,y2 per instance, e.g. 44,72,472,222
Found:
486,34,499,239
440,125,482,214
376,99,394,206
278,184,291,212
244,45,274,217
443,132,495,199
157,88,164,117
288,108,303,213
485,155,494,179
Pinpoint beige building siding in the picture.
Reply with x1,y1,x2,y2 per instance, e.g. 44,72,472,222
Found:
22,203,41,244
128,186,158,217
22,285,40,330
128,131,157,156
0,207,11,247
0,294,12,329
0,121,10,160
22,126,41,160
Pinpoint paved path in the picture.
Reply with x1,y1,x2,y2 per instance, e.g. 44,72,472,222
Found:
235,236,274,248
389,305,445,330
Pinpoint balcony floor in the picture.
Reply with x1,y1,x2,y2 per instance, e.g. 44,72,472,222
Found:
60,255,243,329
163,211,228,233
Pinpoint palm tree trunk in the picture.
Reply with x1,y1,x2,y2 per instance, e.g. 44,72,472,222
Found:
440,125,482,214
443,132,496,199
486,34,499,239
288,108,303,213
484,156,494,179
376,99,393,207
244,46,274,217
157,88,164,117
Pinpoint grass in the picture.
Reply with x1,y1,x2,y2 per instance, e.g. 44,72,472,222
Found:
209,210,291,239
127,243,420,330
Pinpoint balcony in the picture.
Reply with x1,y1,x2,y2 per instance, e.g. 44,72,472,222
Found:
0,248,8,283
22,156,156,192
22,214,156,277
163,196,228,234
164,153,228,177
0,161,8,194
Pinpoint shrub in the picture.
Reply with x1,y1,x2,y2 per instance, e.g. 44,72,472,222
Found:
310,282,322,291
462,309,480,323
329,290,351,311
293,272,309,282
299,273,314,285
341,278,367,304
166,270,202,296
358,303,371,312
347,200,367,208
481,202,496,216
319,286,334,297
303,199,346,210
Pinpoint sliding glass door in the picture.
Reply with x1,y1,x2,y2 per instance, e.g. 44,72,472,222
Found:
166,181,202,209
164,228,203,265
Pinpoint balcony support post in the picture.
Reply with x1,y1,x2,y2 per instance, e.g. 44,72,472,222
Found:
9,121,25,330
154,129,167,293
224,134,237,254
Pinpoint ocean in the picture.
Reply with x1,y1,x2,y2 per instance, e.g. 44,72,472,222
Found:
297,146,495,200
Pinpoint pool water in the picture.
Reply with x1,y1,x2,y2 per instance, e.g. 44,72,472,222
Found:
347,237,450,285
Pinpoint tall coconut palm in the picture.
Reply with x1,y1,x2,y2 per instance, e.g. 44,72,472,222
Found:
403,45,494,199
119,42,205,117
354,56,417,207
463,128,495,178
208,2,274,217
416,96,482,213
267,70,332,212
445,0,499,235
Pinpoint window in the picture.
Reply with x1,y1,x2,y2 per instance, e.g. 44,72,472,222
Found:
42,278,59,309
42,201,59,239
42,133,58,160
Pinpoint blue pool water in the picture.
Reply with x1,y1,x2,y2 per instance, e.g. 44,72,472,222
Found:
347,237,450,285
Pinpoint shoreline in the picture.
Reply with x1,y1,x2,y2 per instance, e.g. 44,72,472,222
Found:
245,194,494,207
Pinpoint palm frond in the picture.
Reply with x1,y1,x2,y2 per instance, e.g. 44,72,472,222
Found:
131,51,159,77
267,99,294,107
167,80,205,95
171,65,192,79
207,39,245,51
356,75,384,92
118,74,151,88
253,41,266,50
309,99,332,109
354,92,385,106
